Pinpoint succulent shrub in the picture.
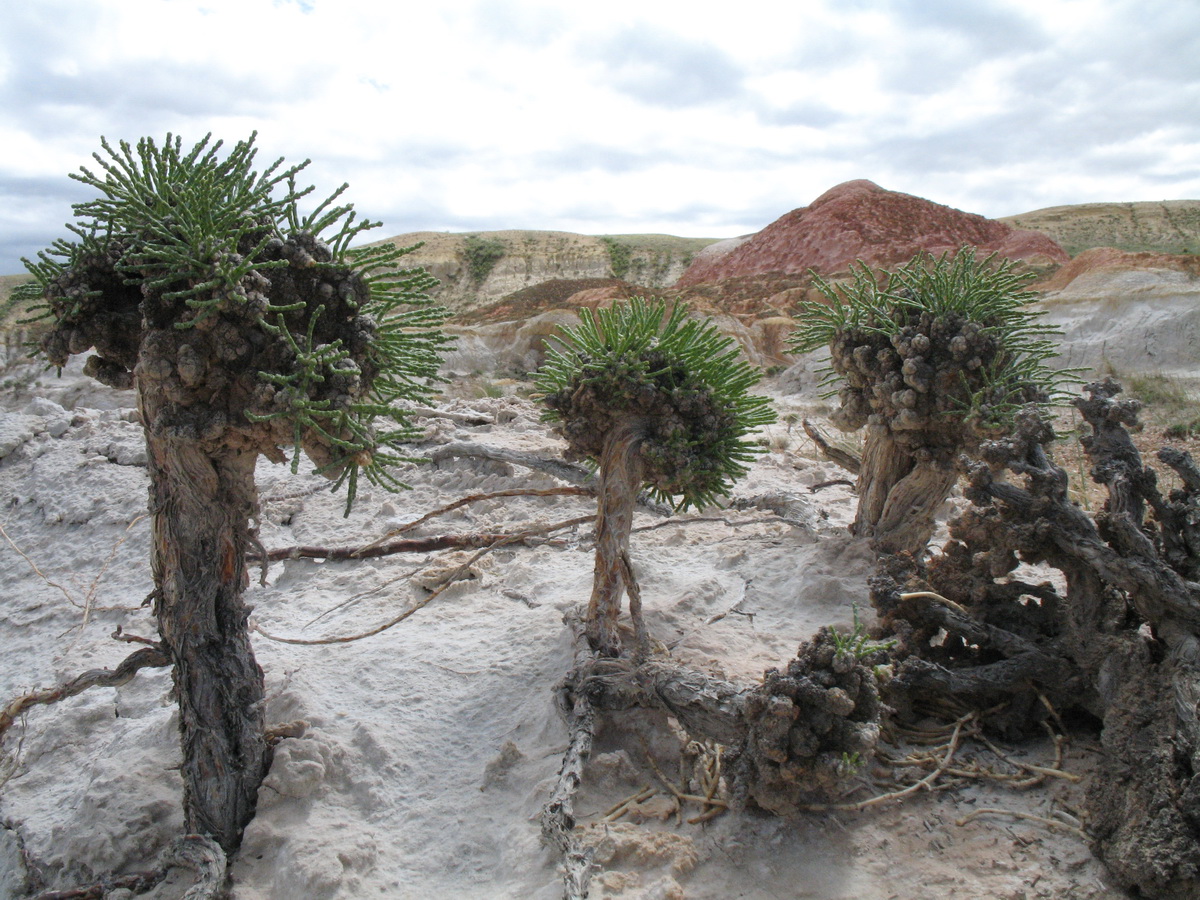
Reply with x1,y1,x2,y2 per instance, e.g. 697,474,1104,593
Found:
537,298,774,654
18,133,449,851
789,247,1070,555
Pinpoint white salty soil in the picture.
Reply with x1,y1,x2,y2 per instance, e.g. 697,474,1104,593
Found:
0,356,1128,900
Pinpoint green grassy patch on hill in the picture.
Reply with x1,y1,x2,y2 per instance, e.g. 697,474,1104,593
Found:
1002,200,1200,257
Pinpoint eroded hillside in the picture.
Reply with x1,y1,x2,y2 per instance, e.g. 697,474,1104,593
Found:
369,230,717,314
1001,200,1200,256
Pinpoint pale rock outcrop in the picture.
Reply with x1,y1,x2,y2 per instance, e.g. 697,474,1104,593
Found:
373,231,714,313
1037,266,1200,377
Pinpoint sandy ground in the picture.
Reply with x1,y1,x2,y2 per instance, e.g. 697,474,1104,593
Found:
0,355,1131,900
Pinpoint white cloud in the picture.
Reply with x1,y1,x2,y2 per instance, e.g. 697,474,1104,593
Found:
1,0,1199,271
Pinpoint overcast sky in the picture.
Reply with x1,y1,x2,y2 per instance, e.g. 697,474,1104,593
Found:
2,0,1198,273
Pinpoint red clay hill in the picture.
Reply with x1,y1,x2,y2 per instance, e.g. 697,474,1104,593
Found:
676,179,1069,287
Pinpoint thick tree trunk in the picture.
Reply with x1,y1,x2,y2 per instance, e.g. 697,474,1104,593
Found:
140,389,269,853
854,424,957,556
587,419,647,657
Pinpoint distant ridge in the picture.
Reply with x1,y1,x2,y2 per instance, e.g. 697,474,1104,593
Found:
1001,200,1200,257
5,195,1200,329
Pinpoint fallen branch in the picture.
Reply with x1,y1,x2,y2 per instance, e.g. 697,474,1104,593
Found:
253,516,592,645
1,646,170,742
33,833,225,900
430,441,593,484
810,478,855,493
731,492,817,527
542,614,602,900
956,807,1088,841
802,419,861,475
254,514,591,563
354,486,594,556
429,442,673,515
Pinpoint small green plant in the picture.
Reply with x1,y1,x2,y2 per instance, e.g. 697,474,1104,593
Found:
538,298,775,511
462,233,506,284
473,378,505,399
600,236,633,280
1126,372,1191,409
19,132,450,852
789,247,1075,554
1165,418,1200,439
537,297,775,654
837,751,864,776
830,606,896,662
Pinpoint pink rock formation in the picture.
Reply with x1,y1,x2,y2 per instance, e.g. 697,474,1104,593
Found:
676,180,1068,287
1038,246,1200,292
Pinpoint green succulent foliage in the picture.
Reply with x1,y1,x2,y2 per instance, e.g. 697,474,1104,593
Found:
536,297,776,510
21,132,450,512
788,247,1074,437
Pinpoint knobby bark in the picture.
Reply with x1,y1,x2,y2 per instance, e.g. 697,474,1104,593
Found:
141,379,269,853
587,419,648,657
552,620,887,818
854,424,957,556
877,387,1200,898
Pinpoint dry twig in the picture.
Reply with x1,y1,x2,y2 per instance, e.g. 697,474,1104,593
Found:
33,833,226,900
956,807,1088,841
0,646,170,743
252,516,592,645
801,712,975,812
354,486,593,556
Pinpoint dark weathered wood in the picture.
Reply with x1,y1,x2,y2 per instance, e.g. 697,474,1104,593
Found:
801,418,861,474
142,379,269,853
0,646,169,742
588,420,648,656
907,384,1200,898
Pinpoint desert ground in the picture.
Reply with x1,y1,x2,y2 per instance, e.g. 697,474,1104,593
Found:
0,342,1166,900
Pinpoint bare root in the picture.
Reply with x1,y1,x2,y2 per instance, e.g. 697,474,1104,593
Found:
0,646,170,744
32,833,225,900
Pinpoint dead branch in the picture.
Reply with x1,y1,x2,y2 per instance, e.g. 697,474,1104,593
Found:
33,833,225,900
731,492,818,527
355,486,594,555
802,419,861,474
430,441,594,484
1,646,170,743
542,619,601,900
810,478,856,492
429,442,673,515
956,807,1088,841
252,516,592,645
254,514,591,563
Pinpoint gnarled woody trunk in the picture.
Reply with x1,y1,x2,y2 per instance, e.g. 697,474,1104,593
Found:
854,424,957,556
587,418,648,657
140,382,269,853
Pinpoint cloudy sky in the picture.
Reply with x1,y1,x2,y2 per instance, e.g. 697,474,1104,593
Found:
2,0,1198,273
